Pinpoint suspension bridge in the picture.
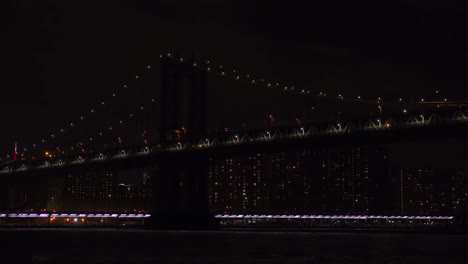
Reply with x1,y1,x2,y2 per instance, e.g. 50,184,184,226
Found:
0,52,467,228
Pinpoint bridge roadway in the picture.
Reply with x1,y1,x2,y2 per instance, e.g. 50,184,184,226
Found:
1,114,468,176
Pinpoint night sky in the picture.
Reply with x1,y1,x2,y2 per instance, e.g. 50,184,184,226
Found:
1,0,467,165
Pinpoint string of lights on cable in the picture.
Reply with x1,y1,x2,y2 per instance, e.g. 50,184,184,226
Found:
47,97,158,159
0,64,155,163
160,52,455,108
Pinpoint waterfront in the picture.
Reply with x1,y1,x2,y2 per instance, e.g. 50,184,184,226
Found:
0,229,467,263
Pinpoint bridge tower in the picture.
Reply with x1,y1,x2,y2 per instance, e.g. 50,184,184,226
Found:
160,54,207,143
148,54,218,229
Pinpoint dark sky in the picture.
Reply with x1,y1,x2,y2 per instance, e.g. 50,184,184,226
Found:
1,0,467,163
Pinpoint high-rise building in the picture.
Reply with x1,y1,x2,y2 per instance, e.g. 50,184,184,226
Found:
400,168,467,215
324,147,390,215
209,154,269,214
208,147,391,215
58,169,154,212
269,150,325,214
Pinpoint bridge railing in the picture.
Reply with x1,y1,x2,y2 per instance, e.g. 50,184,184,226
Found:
1,111,468,174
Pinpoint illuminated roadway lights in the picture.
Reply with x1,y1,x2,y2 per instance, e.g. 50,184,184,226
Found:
232,135,240,144
17,164,28,172
136,146,150,156
72,156,84,164
260,131,272,141
40,161,51,168
170,142,184,151
53,159,64,167
115,150,128,158
200,138,212,148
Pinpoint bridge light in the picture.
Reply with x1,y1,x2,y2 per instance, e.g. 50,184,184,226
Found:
102,102,105,105
179,58,184,62
357,96,361,99
403,109,407,113
147,65,151,69
421,98,424,102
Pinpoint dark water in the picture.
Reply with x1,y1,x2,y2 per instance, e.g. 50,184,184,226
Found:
0,229,467,263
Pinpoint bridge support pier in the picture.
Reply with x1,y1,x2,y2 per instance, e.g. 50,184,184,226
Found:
147,155,219,230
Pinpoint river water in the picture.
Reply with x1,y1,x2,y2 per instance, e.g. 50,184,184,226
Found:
0,229,466,263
